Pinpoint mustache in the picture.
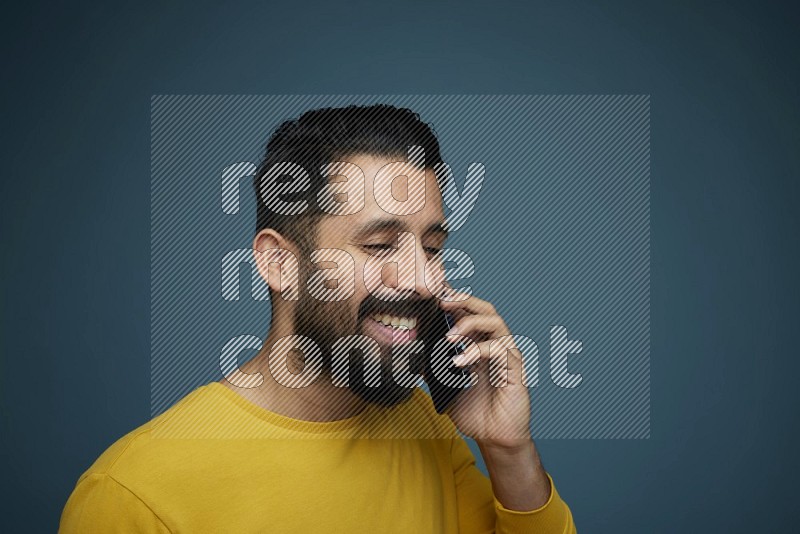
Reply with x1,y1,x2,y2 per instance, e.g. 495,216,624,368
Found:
357,296,439,321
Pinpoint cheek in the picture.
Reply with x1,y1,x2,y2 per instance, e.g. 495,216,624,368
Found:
351,259,375,314
361,256,402,300
424,258,447,297
361,260,381,290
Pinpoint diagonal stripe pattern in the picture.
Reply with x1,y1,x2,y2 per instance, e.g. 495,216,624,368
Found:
151,95,650,439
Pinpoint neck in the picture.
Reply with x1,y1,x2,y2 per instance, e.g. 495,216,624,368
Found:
219,322,369,423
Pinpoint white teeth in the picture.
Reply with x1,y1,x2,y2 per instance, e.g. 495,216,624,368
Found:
370,314,418,330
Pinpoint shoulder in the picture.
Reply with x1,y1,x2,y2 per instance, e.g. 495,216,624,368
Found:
75,383,221,483
60,471,172,533
62,383,227,532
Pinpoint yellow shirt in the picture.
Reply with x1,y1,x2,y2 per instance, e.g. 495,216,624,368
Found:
60,382,576,533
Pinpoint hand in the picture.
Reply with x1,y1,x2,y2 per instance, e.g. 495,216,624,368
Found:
438,287,533,449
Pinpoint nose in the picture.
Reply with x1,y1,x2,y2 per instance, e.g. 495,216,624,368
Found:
391,232,435,300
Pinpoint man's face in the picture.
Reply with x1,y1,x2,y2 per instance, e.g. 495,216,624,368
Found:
292,153,448,408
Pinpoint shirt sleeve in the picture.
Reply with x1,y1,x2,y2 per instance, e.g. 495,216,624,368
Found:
59,473,172,533
451,436,577,533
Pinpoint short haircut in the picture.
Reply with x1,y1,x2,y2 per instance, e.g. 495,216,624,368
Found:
252,104,444,252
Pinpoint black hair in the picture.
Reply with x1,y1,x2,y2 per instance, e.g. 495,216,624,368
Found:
253,104,444,251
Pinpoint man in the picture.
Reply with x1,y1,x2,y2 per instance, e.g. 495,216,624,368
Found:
60,104,576,532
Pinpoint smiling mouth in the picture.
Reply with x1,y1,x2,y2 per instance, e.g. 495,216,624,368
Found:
362,312,420,345
368,313,418,331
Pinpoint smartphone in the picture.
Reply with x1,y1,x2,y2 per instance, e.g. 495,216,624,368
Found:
419,312,472,414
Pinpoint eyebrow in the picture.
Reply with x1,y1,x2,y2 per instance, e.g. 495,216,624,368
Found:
352,218,449,240
426,222,449,238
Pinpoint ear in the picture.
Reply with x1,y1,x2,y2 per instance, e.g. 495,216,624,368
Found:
252,229,299,301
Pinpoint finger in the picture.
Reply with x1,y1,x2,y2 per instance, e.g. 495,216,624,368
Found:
449,336,482,367
439,292,498,317
486,335,524,368
434,284,471,321
453,339,518,378
446,314,507,341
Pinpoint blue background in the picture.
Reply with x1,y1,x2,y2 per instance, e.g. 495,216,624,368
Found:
149,95,650,440
1,0,798,531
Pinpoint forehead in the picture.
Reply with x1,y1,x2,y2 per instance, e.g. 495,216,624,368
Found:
320,153,445,236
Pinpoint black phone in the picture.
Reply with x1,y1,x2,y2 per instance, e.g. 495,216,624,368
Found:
419,312,472,414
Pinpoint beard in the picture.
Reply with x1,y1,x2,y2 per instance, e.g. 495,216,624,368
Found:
291,278,441,409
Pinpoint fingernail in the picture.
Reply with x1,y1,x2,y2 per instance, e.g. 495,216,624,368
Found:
446,326,459,336
452,354,468,367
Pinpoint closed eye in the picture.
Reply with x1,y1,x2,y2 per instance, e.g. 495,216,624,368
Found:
362,244,442,256
362,244,395,253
